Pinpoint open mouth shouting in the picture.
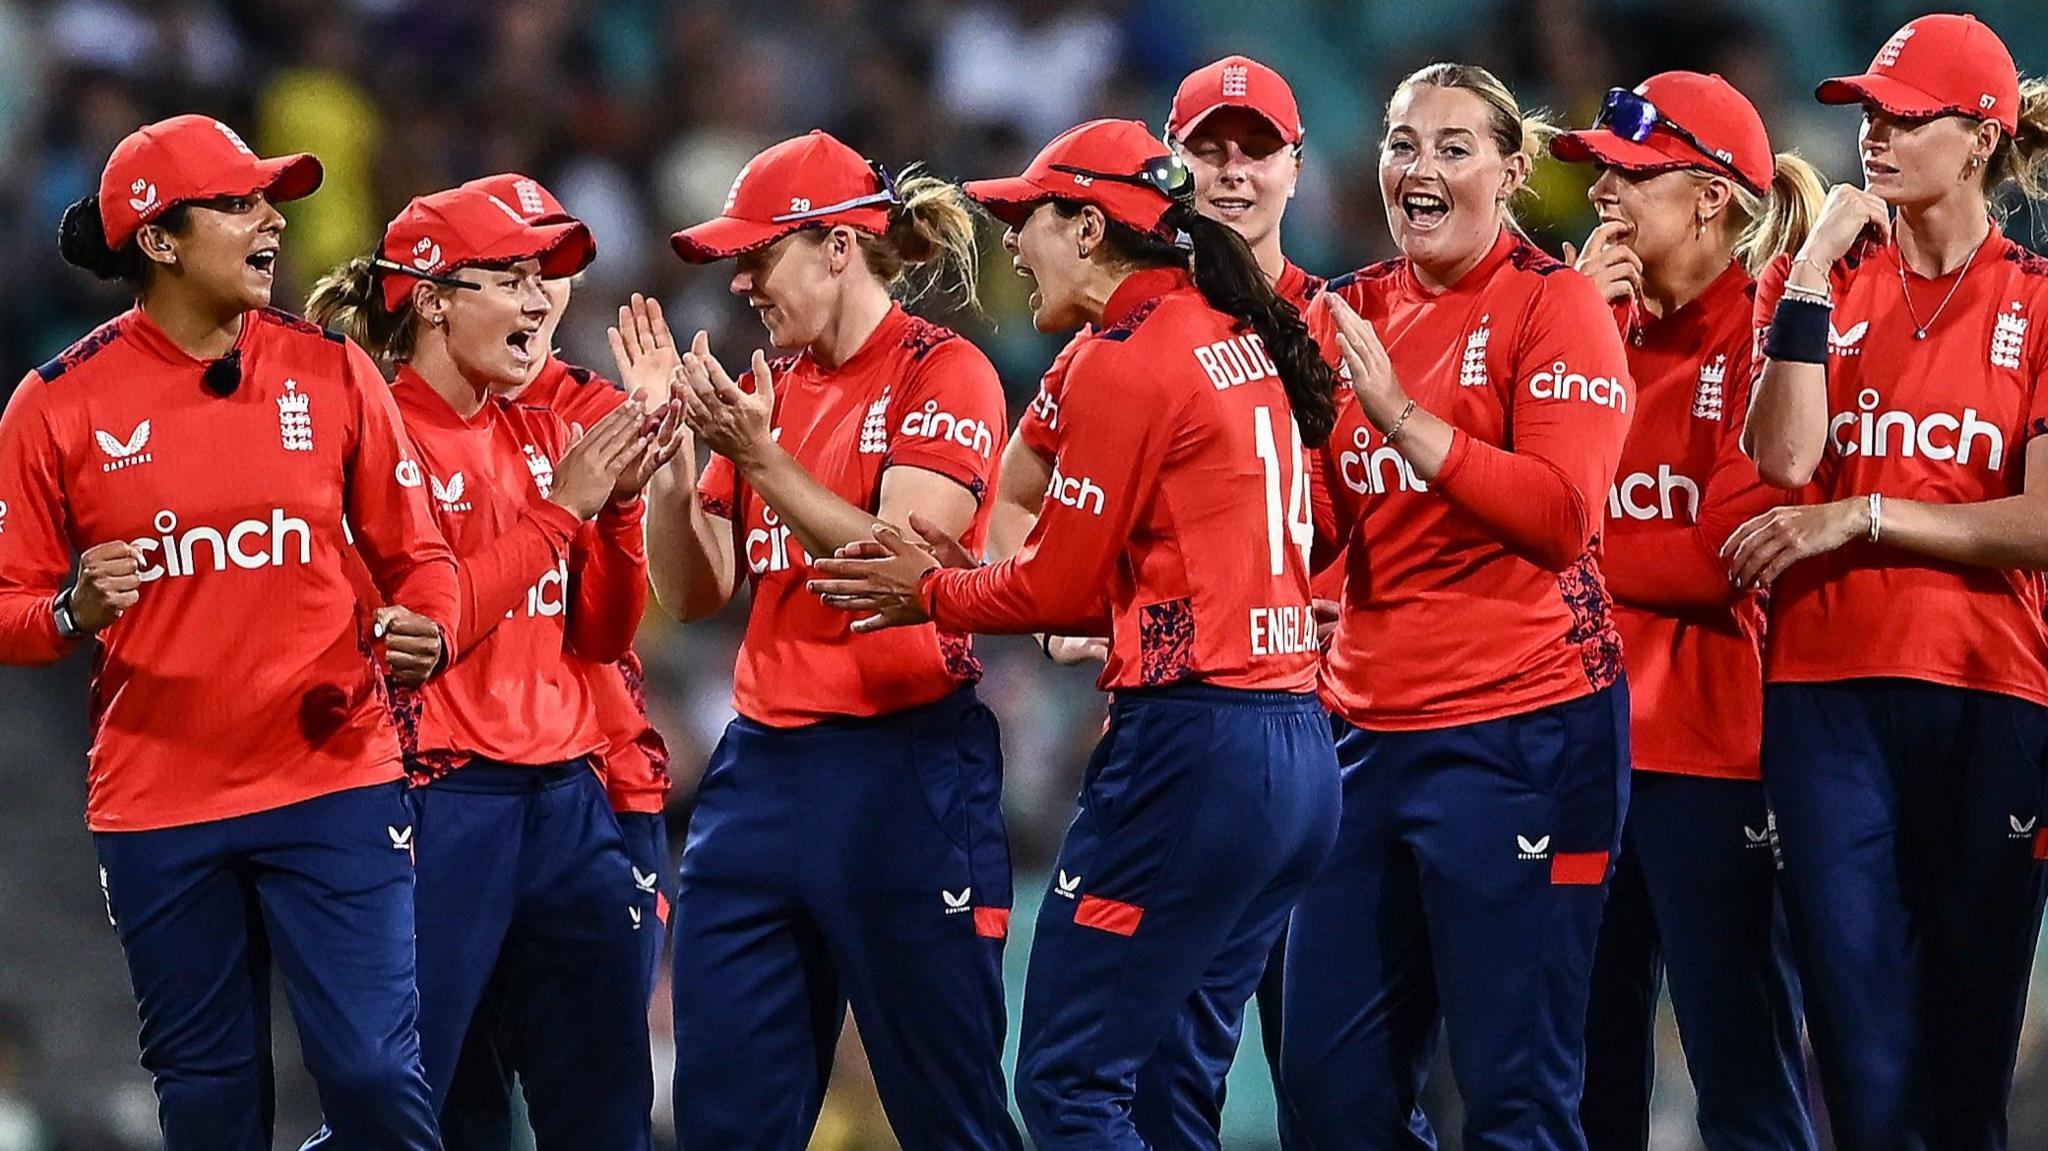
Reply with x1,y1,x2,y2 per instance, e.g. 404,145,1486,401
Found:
505,325,540,367
1399,189,1450,230
245,246,279,278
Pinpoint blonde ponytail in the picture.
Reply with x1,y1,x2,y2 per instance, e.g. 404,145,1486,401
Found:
1732,151,1828,274
856,166,983,311
305,257,418,363
1988,76,2048,202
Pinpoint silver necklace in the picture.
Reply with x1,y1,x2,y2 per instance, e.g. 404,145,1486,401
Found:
1898,229,1990,340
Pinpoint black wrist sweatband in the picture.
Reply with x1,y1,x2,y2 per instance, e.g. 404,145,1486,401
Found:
1763,296,1831,364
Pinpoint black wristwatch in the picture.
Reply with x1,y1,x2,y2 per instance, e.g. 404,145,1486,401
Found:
52,586,83,639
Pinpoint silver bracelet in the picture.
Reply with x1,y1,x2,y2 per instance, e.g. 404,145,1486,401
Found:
1867,492,1882,544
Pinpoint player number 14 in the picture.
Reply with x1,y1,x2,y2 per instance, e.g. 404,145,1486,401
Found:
1253,406,1313,577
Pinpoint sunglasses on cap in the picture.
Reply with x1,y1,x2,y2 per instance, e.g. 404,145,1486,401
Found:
370,257,485,293
769,159,903,224
1593,88,1757,192
1049,153,1198,207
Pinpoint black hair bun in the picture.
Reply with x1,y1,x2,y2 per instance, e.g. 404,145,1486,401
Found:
58,195,132,281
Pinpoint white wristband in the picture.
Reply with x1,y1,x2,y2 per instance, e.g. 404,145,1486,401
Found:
1867,492,1882,544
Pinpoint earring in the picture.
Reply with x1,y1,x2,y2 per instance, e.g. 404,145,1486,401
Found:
1077,243,1090,260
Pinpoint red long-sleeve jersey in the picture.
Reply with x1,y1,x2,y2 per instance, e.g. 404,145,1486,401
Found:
698,304,1006,727
1014,260,1345,608
1608,262,1780,778
1313,229,1634,729
1751,228,2048,704
516,355,670,813
0,306,459,831
388,366,645,774
923,267,1320,693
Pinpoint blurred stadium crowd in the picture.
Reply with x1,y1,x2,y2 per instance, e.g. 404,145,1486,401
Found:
2,1,2047,1148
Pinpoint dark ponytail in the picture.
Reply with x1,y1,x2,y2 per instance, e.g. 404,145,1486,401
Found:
1052,200,1338,448
1168,205,1336,447
59,194,192,284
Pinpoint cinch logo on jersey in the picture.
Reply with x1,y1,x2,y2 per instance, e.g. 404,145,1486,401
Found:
1693,355,1726,421
430,473,471,513
1459,318,1491,388
746,504,812,575
1337,424,1428,496
1992,304,2027,371
0,499,8,536
96,420,152,472
899,399,995,459
523,445,555,497
859,388,891,455
1828,320,1868,358
1192,334,1277,391
1045,464,1106,515
1027,385,1060,435
129,508,313,583
508,557,568,619
1250,604,1318,657
394,456,424,488
1607,465,1700,522
1828,387,2006,470
277,379,313,452
1527,360,1627,412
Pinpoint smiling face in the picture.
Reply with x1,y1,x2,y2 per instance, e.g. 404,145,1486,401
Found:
138,191,287,313
419,258,551,390
1003,201,1101,332
729,228,858,351
1177,108,1300,254
1379,84,1528,287
1859,104,1997,210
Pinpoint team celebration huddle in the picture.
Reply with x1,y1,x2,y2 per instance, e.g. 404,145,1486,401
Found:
5,7,2048,1151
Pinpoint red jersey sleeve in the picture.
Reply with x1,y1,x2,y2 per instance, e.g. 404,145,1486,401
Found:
450,498,581,654
567,495,648,663
696,453,737,520
1432,270,1634,571
341,342,462,650
883,340,1007,498
922,341,1175,633
0,374,77,665
1015,328,1091,461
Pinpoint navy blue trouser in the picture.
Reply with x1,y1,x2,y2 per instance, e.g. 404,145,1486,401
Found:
1764,679,2048,1151
1281,682,1631,1151
438,811,669,1151
411,760,653,1150
671,686,1021,1151
1016,684,1340,1151
1581,771,1815,1151
94,780,441,1151
1131,927,1300,1151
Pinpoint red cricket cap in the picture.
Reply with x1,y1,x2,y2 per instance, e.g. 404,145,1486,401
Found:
671,130,897,263
376,184,596,311
1816,13,2019,135
1552,72,1774,194
963,119,1191,235
460,172,570,223
97,114,323,249
1167,55,1304,145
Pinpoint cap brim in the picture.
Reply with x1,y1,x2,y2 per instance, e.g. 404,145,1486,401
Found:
961,176,1051,228
1550,128,1696,172
669,216,795,263
476,218,597,277
1815,73,1951,117
251,153,324,203
1172,101,1300,145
